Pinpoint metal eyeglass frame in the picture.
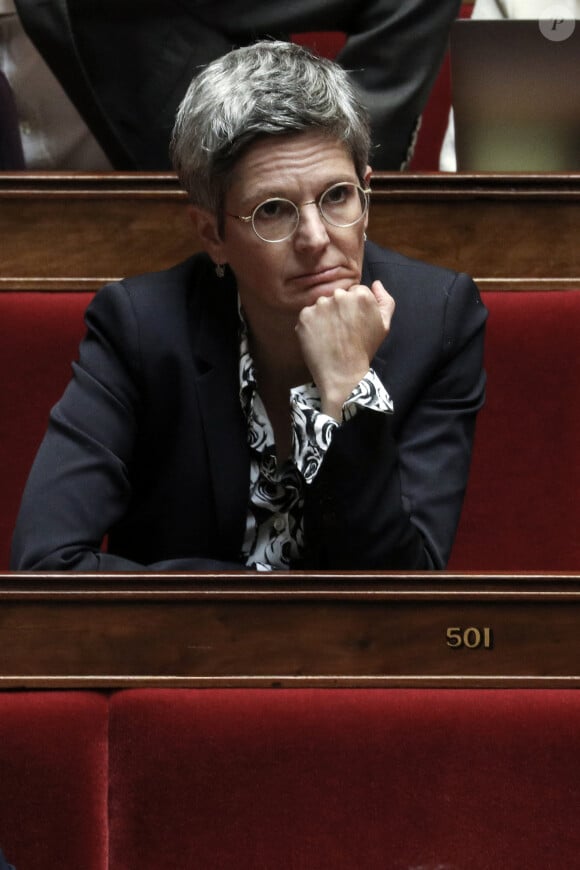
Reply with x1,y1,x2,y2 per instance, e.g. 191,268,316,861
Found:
225,181,371,243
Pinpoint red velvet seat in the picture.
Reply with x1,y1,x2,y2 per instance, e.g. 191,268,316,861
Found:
0,691,109,870
0,291,93,569
108,688,580,870
2,688,579,868
449,291,580,572
2,289,580,571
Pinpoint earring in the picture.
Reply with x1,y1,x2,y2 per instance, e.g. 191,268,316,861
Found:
215,263,226,278
363,232,367,242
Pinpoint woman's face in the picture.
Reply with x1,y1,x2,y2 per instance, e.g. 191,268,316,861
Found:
195,131,371,329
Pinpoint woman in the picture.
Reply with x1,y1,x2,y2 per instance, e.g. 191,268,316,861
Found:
11,41,487,572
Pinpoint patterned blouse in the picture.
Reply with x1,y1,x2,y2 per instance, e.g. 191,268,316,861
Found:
238,305,394,570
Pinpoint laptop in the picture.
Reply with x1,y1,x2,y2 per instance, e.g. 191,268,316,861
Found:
450,19,580,171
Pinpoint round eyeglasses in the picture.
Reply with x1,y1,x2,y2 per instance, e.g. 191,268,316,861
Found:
226,181,371,243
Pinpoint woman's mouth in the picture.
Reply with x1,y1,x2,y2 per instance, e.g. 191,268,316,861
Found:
292,266,346,288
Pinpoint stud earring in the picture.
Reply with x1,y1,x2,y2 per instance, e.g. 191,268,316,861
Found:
215,263,226,278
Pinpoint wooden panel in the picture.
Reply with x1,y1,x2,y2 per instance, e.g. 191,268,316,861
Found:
0,174,190,286
1,573,580,688
369,175,580,289
1,173,579,291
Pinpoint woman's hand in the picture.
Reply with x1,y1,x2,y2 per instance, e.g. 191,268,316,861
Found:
295,279,395,420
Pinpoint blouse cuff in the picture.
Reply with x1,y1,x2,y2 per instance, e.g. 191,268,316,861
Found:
290,369,393,484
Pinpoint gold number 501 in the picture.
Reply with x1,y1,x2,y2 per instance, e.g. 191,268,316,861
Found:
446,627,493,649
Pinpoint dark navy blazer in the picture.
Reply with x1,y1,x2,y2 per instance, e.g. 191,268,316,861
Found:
0,848,15,870
11,241,487,572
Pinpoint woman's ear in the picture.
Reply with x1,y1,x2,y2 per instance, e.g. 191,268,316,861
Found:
363,165,372,233
188,206,226,265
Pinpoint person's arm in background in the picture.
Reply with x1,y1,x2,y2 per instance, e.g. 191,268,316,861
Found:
195,0,463,171
336,0,462,169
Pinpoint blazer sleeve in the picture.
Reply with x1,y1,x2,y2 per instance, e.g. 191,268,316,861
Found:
301,272,487,570
337,0,461,168
10,281,244,572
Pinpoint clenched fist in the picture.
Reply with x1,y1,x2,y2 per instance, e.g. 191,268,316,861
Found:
296,279,395,420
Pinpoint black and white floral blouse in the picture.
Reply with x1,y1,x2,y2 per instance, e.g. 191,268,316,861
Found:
238,304,393,570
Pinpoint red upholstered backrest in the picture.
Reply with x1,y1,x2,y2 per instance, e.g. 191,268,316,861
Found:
2,288,579,571
450,291,580,572
109,688,580,870
291,30,346,58
0,291,93,569
0,691,109,870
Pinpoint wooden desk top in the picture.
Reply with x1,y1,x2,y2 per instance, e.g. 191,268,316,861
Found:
1,172,579,291
1,572,580,689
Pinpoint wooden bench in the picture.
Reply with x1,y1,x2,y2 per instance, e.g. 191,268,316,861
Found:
1,173,579,290
1,572,580,688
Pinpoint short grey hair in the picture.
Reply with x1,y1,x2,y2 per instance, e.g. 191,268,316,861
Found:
170,40,371,221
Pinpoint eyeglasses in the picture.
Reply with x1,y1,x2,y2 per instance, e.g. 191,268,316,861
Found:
226,181,371,243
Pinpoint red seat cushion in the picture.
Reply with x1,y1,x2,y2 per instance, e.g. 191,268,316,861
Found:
0,691,109,870
109,688,580,869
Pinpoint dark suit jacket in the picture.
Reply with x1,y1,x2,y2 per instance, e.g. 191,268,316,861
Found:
0,848,15,870
14,0,460,170
11,241,487,572
0,70,25,169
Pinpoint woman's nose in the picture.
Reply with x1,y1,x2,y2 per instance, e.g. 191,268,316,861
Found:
293,202,330,250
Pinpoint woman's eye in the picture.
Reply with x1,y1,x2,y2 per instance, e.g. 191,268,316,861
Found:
257,199,285,219
325,185,349,204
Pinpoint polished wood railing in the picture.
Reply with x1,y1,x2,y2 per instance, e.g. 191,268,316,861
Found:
1,572,580,689
1,172,579,291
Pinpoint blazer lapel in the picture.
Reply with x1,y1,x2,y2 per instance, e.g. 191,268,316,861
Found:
188,270,250,558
